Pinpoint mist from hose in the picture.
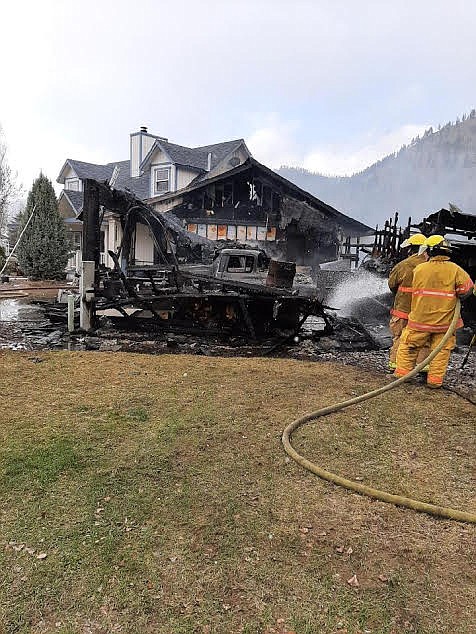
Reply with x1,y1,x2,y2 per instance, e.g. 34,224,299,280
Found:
327,270,390,316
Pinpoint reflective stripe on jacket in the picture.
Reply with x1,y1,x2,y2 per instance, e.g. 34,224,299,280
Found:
388,253,427,319
407,256,474,332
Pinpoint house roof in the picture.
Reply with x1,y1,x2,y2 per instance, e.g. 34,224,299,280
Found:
58,159,115,183
57,136,370,235
58,160,151,213
59,189,84,215
108,160,151,199
147,157,373,235
58,139,248,202
140,139,245,172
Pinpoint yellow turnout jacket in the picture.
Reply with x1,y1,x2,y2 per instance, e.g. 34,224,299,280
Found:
388,253,427,319
407,256,474,332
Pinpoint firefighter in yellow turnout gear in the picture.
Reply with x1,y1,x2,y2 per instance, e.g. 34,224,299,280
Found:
387,233,429,371
395,235,474,388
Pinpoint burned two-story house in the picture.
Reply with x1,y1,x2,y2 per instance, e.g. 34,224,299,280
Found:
57,127,371,269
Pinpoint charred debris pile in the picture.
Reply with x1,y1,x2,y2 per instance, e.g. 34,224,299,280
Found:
35,179,382,355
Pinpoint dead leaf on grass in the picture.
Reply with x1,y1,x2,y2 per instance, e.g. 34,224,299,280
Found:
378,574,389,583
36,552,47,560
347,574,359,588
335,545,345,554
346,547,353,555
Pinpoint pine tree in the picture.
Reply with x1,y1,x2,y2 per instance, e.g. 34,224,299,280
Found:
17,173,71,279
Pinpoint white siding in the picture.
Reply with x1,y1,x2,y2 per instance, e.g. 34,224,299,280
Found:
207,144,250,179
147,147,169,166
131,135,141,177
176,166,199,190
135,222,155,264
141,134,155,162
63,165,77,180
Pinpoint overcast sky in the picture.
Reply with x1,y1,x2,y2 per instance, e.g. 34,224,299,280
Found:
2,0,476,194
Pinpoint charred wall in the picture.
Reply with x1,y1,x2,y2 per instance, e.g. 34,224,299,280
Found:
166,166,344,265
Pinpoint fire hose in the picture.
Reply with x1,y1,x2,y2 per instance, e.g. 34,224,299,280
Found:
282,300,476,523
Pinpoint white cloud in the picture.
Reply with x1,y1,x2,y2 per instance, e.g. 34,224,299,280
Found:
247,120,429,176
246,115,301,169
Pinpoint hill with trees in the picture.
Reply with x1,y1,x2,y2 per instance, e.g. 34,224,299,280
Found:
277,111,476,228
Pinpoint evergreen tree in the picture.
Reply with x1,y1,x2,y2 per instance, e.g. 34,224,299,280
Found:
17,173,70,279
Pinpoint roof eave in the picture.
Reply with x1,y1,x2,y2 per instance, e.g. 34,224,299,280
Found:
139,140,174,173
57,159,75,184
146,157,372,234
59,189,83,216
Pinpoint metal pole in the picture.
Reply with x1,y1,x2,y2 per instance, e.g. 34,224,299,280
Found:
0,204,37,275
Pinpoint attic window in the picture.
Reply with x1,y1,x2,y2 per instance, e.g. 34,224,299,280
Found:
154,167,171,194
65,178,80,191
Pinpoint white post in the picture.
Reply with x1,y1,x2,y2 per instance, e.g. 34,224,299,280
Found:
67,294,75,332
75,250,82,275
80,260,95,331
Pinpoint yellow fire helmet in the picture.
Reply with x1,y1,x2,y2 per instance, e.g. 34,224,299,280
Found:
400,233,426,248
424,234,449,248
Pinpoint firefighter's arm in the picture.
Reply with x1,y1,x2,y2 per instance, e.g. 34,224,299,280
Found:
388,264,401,294
455,267,474,300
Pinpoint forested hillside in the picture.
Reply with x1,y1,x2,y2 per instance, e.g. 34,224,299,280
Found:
278,112,476,228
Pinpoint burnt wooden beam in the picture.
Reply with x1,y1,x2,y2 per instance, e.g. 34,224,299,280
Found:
82,179,101,270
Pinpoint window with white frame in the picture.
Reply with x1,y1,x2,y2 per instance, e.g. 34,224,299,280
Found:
153,167,171,194
65,178,80,191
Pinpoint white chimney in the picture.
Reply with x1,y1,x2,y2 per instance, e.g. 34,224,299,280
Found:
207,152,212,172
130,126,157,177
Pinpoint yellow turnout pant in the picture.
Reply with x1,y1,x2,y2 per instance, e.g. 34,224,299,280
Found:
395,327,456,386
388,316,430,369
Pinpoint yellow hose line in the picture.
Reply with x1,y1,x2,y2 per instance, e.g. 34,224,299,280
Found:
282,301,476,524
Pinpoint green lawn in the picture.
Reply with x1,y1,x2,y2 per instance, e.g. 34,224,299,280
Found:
0,351,474,634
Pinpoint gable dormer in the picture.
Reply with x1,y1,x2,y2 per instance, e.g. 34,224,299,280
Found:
57,161,82,191
130,127,166,177
205,141,250,179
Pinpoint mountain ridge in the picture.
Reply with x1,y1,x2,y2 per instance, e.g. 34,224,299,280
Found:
277,111,476,228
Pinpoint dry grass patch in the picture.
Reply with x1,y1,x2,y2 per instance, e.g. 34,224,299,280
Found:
0,351,474,634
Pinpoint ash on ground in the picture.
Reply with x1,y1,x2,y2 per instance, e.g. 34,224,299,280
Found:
0,295,474,404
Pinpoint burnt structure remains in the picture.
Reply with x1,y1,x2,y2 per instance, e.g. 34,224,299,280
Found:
79,179,341,341
149,158,371,266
